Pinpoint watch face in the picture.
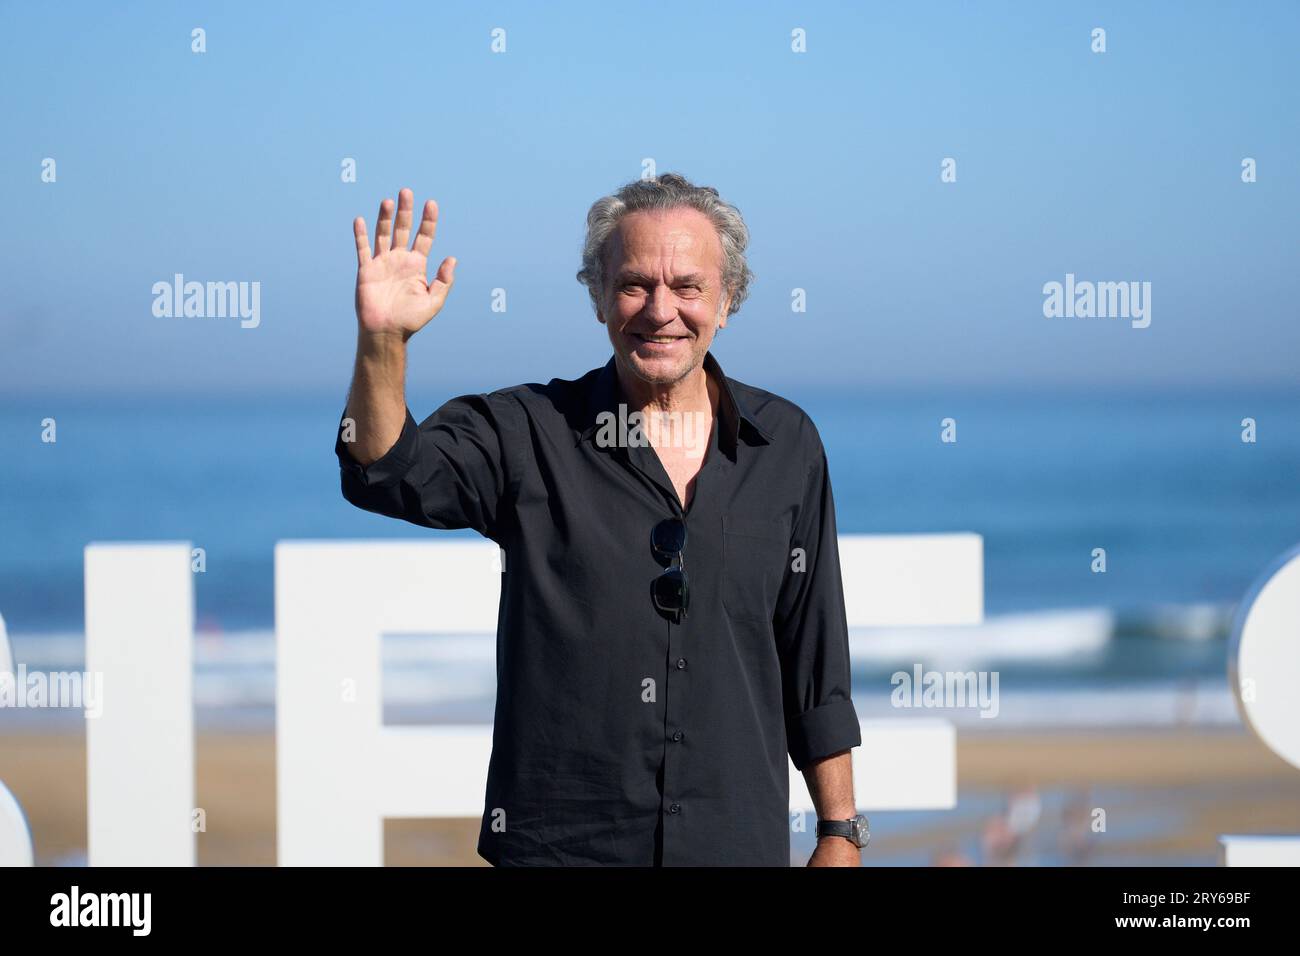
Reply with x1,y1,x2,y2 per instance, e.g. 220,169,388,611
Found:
853,815,870,847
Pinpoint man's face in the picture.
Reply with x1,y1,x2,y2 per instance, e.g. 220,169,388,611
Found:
598,207,732,388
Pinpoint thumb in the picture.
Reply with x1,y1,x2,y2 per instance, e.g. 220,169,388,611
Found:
428,256,456,294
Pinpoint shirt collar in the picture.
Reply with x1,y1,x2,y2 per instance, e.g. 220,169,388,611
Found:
577,350,774,455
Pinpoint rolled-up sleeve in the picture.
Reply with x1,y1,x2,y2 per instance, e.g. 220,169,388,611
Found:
334,392,517,543
773,428,861,772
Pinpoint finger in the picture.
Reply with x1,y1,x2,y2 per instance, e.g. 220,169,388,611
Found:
427,256,457,303
373,197,394,257
411,199,439,257
353,217,371,268
392,188,414,251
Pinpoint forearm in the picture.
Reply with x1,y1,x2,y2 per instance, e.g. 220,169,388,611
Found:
803,748,856,822
343,331,409,466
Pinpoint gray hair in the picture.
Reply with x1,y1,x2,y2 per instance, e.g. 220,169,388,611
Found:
575,172,754,319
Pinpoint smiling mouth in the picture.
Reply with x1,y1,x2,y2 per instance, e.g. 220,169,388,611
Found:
632,333,688,344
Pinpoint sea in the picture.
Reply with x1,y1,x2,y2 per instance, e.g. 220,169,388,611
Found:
3,386,1299,733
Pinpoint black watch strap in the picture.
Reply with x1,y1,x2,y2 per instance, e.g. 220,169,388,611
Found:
816,813,869,848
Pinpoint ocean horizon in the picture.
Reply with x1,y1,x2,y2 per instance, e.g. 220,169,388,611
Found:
3,385,1298,730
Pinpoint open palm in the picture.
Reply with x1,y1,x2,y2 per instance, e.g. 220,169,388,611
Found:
354,188,457,338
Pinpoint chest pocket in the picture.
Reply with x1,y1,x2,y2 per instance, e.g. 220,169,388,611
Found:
721,514,792,626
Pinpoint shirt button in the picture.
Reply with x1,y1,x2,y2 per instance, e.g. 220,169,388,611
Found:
676,658,687,670
669,803,680,814
672,730,683,741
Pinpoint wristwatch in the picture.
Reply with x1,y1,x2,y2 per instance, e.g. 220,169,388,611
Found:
816,813,870,848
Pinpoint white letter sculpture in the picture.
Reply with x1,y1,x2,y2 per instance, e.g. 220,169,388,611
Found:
1221,543,1300,865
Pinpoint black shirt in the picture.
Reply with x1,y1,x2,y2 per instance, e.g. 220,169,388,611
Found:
334,350,861,866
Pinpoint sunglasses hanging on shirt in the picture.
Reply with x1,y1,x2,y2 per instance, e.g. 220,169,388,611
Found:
651,517,689,622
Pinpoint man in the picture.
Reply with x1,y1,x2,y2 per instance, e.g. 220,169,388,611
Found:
335,173,866,866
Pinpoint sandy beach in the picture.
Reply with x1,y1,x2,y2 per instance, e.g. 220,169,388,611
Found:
3,726,1297,866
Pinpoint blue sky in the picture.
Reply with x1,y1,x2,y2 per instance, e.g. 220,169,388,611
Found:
2,0,1297,395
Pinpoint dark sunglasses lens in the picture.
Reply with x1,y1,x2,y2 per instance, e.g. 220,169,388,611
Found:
652,518,687,555
653,567,689,612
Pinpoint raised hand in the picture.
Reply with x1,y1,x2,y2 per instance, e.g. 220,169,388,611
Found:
353,188,457,339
